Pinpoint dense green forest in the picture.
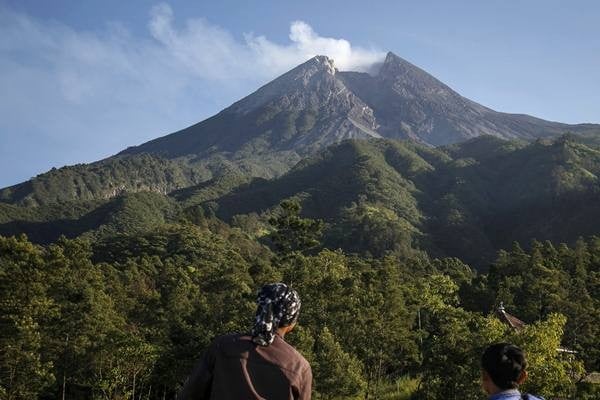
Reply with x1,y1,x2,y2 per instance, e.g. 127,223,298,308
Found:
3,136,600,268
1,136,600,399
1,200,599,399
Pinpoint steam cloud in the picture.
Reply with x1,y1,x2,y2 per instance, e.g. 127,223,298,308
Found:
147,3,384,78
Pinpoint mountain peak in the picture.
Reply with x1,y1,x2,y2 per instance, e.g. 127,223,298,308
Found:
311,54,334,64
384,51,401,63
305,55,336,74
117,50,596,162
275,54,336,83
379,51,424,78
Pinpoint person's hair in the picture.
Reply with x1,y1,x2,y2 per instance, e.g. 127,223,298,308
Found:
481,343,527,390
251,283,301,346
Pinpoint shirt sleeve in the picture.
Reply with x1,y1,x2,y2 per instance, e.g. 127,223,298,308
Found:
297,364,313,400
176,341,218,400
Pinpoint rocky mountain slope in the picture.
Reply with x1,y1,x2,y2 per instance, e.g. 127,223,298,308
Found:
123,52,598,156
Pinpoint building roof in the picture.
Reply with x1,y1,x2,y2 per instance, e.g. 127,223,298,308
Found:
495,303,578,354
496,303,527,330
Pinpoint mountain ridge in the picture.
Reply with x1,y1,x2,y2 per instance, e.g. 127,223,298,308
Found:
121,51,600,155
2,51,599,206
3,135,600,268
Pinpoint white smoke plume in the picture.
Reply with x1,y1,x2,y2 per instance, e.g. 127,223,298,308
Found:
148,3,384,78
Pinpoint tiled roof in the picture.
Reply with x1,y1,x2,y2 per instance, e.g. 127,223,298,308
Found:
496,303,527,330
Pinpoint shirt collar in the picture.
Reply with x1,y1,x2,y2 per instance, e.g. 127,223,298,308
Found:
489,389,521,400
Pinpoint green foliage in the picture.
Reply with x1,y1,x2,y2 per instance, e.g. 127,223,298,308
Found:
0,235,55,399
1,314,55,400
0,154,203,207
418,305,586,399
512,313,583,398
268,199,324,255
377,375,420,400
329,199,417,257
312,327,366,399
1,137,599,399
487,238,600,370
1,221,598,399
418,313,505,400
208,136,600,267
3,136,600,268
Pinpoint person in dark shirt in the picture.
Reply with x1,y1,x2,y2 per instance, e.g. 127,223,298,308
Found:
177,283,312,400
481,343,544,400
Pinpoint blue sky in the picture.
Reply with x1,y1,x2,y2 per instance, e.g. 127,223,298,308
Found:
1,0,599,187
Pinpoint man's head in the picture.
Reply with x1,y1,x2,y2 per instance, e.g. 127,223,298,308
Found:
251,283,301,346
481,343,528,394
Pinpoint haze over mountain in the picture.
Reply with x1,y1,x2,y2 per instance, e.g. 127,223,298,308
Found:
1,52,599,206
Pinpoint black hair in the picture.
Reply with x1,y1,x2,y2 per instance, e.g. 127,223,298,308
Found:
481,343,527,390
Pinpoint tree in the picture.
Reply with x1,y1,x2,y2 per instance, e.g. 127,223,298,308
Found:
91,333,158,400
416,270,506,400
312,327,365,399
43,237,124,399
510,313,584,399
1,315,55,400
0,235,55,399
269,200,324,255
418,310,586,400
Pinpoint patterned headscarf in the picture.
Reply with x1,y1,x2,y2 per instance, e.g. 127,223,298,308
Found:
251,283,301,346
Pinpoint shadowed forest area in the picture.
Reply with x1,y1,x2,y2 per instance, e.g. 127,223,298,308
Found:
1,200,598,399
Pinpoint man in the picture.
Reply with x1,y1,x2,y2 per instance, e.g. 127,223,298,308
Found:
481,343,544,400
177,283,312,400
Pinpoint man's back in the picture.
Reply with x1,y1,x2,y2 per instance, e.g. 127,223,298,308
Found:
178,333,312,400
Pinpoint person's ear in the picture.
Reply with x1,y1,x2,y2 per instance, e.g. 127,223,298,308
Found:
481,370,491,382
517,370,528,385
285,322,297,334
481,370,493,394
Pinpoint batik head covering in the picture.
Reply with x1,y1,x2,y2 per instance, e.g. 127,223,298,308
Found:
251,283,301,346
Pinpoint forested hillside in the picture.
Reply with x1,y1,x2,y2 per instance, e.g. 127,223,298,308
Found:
0,154,203,207
2,136,600,399
210,135,600,266
1,203,598,399
3,135,599,268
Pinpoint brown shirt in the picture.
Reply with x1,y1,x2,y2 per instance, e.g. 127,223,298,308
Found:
177,333,312,400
